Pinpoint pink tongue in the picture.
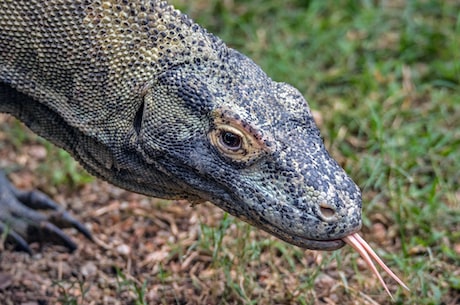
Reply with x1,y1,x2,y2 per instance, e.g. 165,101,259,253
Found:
343,233,409,299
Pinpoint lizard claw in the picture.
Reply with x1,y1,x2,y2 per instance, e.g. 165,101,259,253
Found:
0,222,32,254
0,170,92,253
12,186,93,241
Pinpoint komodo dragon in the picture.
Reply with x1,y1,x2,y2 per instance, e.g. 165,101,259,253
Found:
0,0,407,295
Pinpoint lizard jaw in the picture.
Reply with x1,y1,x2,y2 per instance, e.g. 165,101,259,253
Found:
293,237,345,251
246,218,354,251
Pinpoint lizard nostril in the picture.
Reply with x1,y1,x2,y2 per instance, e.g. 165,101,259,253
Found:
319,204,336,219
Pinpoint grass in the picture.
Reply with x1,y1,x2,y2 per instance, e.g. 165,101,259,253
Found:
174,2,459,303
1,0,459,304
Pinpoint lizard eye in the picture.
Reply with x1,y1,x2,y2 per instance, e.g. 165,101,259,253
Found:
219,130,242,151
213,126,246,155
209,109,274,164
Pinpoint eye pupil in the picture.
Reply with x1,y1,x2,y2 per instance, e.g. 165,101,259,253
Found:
221,131,242,150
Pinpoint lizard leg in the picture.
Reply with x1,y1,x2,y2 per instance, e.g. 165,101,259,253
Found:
0,170,92,253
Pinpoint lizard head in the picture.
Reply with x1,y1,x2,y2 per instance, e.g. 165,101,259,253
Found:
134,47,362,251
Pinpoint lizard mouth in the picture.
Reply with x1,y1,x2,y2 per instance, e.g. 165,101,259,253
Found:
259,223,350,251
294,236,345,251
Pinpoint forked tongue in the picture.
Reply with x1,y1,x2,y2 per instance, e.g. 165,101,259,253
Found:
343,233,409,299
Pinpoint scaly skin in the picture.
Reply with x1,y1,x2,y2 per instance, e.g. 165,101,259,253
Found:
0,0,362,251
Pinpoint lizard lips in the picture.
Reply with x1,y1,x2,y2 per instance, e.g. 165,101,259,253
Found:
294,237,346,251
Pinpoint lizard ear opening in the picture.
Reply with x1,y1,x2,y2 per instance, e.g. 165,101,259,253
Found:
133,101,145,136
